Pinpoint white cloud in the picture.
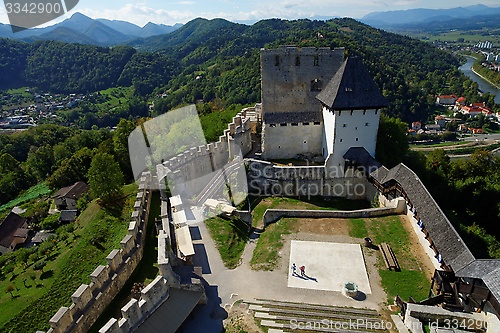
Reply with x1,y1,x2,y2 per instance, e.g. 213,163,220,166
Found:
79,4,197,26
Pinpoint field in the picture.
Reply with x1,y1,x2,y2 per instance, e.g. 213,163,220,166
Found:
411,31,500,44
0,183,137,333
0,183,51,215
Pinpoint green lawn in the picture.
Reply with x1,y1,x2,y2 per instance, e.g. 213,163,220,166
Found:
205,216,250,269
0,183,137,333
349,216,431,303
250,218,296,271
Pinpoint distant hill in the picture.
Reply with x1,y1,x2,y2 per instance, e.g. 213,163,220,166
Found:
0,17,471,123
0,12,182,46
362,4,500,28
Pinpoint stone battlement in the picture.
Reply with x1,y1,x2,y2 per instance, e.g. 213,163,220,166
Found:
41,173,153,333
158,107,256,196
98,276,170,333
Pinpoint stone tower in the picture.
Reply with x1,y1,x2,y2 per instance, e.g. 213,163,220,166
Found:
260,46,345,160
316,57,388,176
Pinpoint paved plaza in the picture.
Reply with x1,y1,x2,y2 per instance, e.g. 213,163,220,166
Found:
288,240,372,294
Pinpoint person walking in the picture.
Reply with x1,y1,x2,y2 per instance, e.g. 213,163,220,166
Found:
291,263,297,276
299,265,305,277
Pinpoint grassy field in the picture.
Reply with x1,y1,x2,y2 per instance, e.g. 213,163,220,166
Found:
0,183,137,333
412,31,500,44
96,87,134,113
410,141,469,149
349,216,430,303
250,218,297,271
205,216,250,269
0,183,51,214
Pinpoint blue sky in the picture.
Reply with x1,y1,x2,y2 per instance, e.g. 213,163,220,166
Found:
1,0,500,26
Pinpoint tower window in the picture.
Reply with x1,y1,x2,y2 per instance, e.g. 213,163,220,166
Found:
342,124,346,127
314,55,319,66
311,78,322,91
375,109,378,114
291,123,298,126
303,122,309,125
356,138,359,142
339,139,343,143
275,55,280,66
295,56,300,66
280,123,287,126
269,123,276,127
365,122,369,126
313,122,321,125
350,110,353,116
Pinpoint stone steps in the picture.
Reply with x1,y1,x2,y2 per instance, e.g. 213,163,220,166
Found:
244,298,389,333
247,298,380,317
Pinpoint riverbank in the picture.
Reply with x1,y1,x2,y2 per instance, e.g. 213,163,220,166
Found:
459,55,500,103
471,66,500,90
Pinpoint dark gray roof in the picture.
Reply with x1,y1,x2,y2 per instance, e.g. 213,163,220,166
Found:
455,260,500,279
0,212,27,248
263,110,322,124
31,231,56,243
483,267,500,303
59,210,78,222
370,163,475,272
317,57,388,110
343,147,382,171
53,181,89,200
456,259,500,303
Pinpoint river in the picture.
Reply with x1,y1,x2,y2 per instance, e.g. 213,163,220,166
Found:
459,56,500,104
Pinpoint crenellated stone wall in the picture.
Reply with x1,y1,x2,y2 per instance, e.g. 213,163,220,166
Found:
97,275,170,333
40,172,153,333
158,107,257,201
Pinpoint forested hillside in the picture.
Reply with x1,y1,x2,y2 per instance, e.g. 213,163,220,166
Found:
1,17,494,122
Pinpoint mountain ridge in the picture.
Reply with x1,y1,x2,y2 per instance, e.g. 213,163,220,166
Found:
0,12,182,46
362,4,500,28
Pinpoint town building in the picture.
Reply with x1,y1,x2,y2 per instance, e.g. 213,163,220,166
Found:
53,181,89,211
0,212,29,254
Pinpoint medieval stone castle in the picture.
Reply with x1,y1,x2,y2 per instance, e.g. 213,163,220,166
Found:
42,46,500,333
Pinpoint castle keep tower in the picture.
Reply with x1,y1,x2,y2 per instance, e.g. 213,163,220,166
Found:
260,46,345,159
260,46,387,178
316,57,388,176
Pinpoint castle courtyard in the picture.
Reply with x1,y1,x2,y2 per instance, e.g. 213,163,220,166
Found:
287,240,372,294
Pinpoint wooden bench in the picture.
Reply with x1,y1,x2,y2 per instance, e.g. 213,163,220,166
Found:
380,242,400,271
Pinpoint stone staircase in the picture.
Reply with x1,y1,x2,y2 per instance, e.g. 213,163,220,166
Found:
243,299,389,333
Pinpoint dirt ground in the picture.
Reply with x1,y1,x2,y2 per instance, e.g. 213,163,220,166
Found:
224,303,263,333
291,217,350,236
399,214,436,279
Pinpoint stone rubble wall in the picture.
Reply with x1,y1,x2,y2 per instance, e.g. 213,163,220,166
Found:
263,198,406,226
247,159,376,199
40,173,153,333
